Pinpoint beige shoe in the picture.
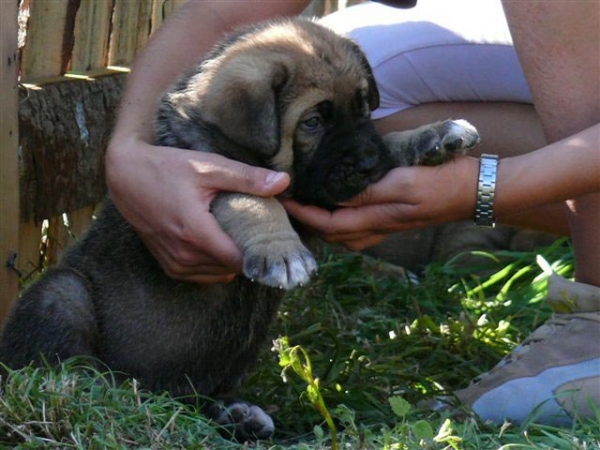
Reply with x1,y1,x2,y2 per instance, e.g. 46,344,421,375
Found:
453,273,600,425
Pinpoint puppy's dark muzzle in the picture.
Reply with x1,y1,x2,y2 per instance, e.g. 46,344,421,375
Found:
293,121,393,210
334,120,392,174
343,132,389,180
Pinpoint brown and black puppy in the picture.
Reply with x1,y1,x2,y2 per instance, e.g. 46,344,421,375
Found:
0,18,479,440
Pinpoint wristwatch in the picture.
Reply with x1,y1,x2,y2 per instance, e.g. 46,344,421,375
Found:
475,154,499,227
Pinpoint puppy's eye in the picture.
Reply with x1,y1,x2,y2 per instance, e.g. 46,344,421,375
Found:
301,115,322,131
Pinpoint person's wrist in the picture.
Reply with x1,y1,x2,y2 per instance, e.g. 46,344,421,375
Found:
441,155,480,223
106,129,153,193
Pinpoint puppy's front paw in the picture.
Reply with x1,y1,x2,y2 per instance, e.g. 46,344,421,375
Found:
244,240,317,290
439,119,480,153
417,119,480,165
385,119,480,167
208,400,275,441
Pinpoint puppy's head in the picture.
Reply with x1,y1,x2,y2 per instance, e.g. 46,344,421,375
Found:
157,18,393,209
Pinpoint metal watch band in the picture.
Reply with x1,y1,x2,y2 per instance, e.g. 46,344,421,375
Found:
475,154,499,227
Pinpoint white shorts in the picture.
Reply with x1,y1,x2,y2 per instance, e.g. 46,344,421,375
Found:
319,0,532,119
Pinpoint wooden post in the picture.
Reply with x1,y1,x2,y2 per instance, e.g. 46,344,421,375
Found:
0,0,20,320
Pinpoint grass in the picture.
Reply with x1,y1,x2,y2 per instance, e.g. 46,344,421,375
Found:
1,237,599,449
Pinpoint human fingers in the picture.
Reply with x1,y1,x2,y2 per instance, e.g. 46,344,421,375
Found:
143,235,240,272
144,236,239,279
338,166,420,207
139,207,245,280
281,200,394,250
159,257,238,284
283,200,410,236
340,156,477,209
142,237,240,283
147,257,239,283
180,273,238,284
188,152,290,197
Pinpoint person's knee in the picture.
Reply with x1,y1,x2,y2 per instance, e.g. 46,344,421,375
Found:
320,1,531,119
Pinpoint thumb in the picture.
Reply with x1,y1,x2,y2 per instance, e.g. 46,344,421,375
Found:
219,156,290,197
254,168,291,196
190,152,291,197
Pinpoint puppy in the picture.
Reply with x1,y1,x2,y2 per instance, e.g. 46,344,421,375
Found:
0,18,479,440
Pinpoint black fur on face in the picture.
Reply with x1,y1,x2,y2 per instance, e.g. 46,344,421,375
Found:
291,117,393,210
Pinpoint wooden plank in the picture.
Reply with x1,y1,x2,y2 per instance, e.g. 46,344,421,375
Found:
20,0,72,80
20,66,129,87
67,204,97,239
150,0,185,34
0,0,20,319
45,205,96,265
17,221,43,282
108,0,137,66
71,0,113,72
19,73,126,222
108,0,153,67
150,0,166,34
134,1,153,57
46,215,71,266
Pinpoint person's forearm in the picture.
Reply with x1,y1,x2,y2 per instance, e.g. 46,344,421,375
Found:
499,203,569,236
495,123,600,218
112,0,310,142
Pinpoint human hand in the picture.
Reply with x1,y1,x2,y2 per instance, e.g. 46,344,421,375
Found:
283,156,479,251
106,136,290,284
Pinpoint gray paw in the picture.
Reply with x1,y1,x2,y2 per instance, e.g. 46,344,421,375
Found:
211,400,275,441
418,119,480,165
243,241,317,290
440,119,480,152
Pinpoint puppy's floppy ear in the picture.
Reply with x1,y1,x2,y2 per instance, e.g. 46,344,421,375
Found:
349,41,380,111
199,55,289,157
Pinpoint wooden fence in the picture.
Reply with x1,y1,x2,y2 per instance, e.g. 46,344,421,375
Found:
0,0,353,322
0,0,194,321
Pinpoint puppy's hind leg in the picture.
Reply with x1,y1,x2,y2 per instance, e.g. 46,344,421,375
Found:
0,268,99,369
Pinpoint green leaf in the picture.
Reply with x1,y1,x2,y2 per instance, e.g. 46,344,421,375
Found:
389,396,411,418
412,419,434,441
313,424,324,441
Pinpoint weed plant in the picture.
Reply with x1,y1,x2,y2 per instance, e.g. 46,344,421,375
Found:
1,238,598,449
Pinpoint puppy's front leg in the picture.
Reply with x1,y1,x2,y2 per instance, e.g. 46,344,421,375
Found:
384,119,480,167
211,193,317,289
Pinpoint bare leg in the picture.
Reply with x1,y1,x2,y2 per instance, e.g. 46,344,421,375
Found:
502,1,600,286
375,101,546,158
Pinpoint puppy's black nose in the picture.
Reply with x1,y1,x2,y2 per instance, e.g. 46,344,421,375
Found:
341,132,383,174
357,153,380,174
